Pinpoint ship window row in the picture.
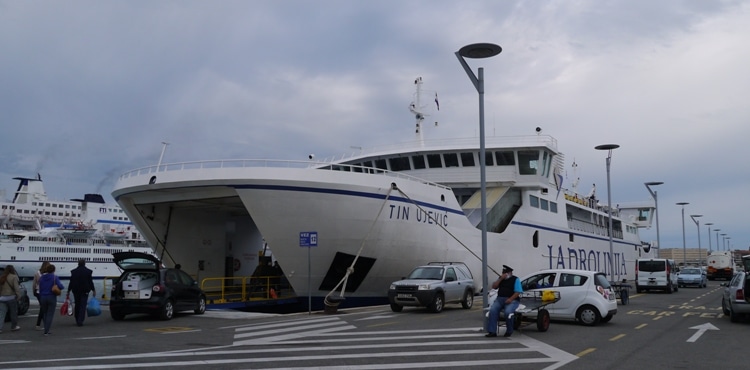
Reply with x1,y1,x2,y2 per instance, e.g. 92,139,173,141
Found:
344,150,520,173
529,195,558,214
30,246,93,254
30,202,81,209
12,209,82,217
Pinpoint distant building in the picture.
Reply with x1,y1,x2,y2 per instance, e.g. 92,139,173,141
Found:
657,248,708,266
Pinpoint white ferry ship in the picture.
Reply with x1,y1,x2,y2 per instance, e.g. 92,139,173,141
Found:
111,79,657,309
0,175,154,279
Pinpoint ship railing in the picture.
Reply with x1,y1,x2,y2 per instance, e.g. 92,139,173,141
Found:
568,218,624,240
329,135,559,161
118,159,451,191
200,275,294,304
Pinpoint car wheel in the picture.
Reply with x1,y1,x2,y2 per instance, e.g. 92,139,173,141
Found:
18,295,30,316
428,293,444,313
390,303,403,312
110,309,125,321
722,298,730,315
674,283,678,292
667,282,673,294
160,300,174,320
576,305,601,326
461,290,474,309
194,296,206,315
601,313,613,323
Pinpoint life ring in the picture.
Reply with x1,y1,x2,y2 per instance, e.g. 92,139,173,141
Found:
233,258,241,272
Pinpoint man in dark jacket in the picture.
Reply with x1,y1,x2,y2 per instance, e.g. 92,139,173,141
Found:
485,265,523,338
68,259,96,326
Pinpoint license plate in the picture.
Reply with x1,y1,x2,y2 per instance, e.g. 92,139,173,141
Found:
647,281,656,285
124,291,139,299
397,294,412,298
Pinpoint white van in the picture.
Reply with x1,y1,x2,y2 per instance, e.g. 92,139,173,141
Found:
635,258,679,294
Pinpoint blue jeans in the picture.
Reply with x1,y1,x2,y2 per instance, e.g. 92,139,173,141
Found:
39,295,57,334
487,296,520,335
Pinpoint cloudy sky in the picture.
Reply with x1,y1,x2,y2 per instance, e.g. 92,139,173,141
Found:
2,0,748,251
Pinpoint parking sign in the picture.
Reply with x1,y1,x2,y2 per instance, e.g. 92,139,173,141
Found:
299,231,318,247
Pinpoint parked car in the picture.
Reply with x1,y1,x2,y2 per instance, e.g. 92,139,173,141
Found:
721,255,750,323
518,269,618,326
388,262,475,313
677,267,707,288
109,252,206,321
1,266,30,322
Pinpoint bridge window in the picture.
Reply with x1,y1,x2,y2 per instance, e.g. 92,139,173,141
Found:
374,159,387,171
389,157,411,172
495,151,515,166
540,199,549,211
427,154,442,168
412,155,426,169
444,153,459,167
518,150,539,175
460,152,475,167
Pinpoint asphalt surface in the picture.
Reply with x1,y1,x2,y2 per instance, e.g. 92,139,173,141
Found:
0,280,747,369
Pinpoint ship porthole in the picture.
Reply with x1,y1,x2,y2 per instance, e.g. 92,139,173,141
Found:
149,176,157,185
532,230,539,248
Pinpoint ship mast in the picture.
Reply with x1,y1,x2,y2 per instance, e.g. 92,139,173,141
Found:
409,77,426,144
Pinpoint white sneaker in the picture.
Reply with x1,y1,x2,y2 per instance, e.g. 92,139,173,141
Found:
35,325,42,331
11,326,21,331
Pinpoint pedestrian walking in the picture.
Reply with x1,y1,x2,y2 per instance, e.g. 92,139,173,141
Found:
38,264,64,336
0,265,24,333
68,259,95,326
32,261,51,330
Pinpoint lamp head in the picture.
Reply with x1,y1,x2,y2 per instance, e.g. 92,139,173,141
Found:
595,144,620,151
458,43,502,59
644,181,664,186
676,202,689,206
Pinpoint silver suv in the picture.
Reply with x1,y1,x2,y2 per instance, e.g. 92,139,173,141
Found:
388,262,475,313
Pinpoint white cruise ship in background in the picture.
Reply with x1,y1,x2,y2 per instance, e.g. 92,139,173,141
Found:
110,78,658,311
1,174,154,279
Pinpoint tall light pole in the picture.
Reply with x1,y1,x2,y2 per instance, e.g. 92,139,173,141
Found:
715,229,721,251
721,233,727,251
676,202,689,267
644,182,663,251
595,144,619,281
157,141,170,170
705,223,713,253
456,42,502,317
690,215,702,266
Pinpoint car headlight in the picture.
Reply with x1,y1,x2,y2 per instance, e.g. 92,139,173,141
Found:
418,284,431,290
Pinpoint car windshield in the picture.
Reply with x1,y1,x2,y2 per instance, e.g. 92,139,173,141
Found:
407,267,444,280
681,268,701,274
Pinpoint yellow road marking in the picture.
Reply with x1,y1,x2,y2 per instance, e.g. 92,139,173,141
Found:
635,324,647,329
576,348,596,357
609,334,626,341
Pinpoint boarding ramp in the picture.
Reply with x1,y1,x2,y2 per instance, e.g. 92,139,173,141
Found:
462,186,522,233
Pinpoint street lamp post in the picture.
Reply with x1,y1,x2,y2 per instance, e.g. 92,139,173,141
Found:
595,144,620,281
676,202,689,267
705,223,713,254
690,215,702,267
721,234,727,251
644,182,664,251
715,229,721,251
455,42,502,320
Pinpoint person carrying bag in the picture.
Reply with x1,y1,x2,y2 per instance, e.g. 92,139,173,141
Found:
38,264,65,336
0,265,23,333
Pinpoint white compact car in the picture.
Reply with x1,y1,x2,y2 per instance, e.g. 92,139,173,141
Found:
517,269,618,326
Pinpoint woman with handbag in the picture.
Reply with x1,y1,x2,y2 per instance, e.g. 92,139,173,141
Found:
0,265,23,333
38,264,64,336
32,261,51,330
